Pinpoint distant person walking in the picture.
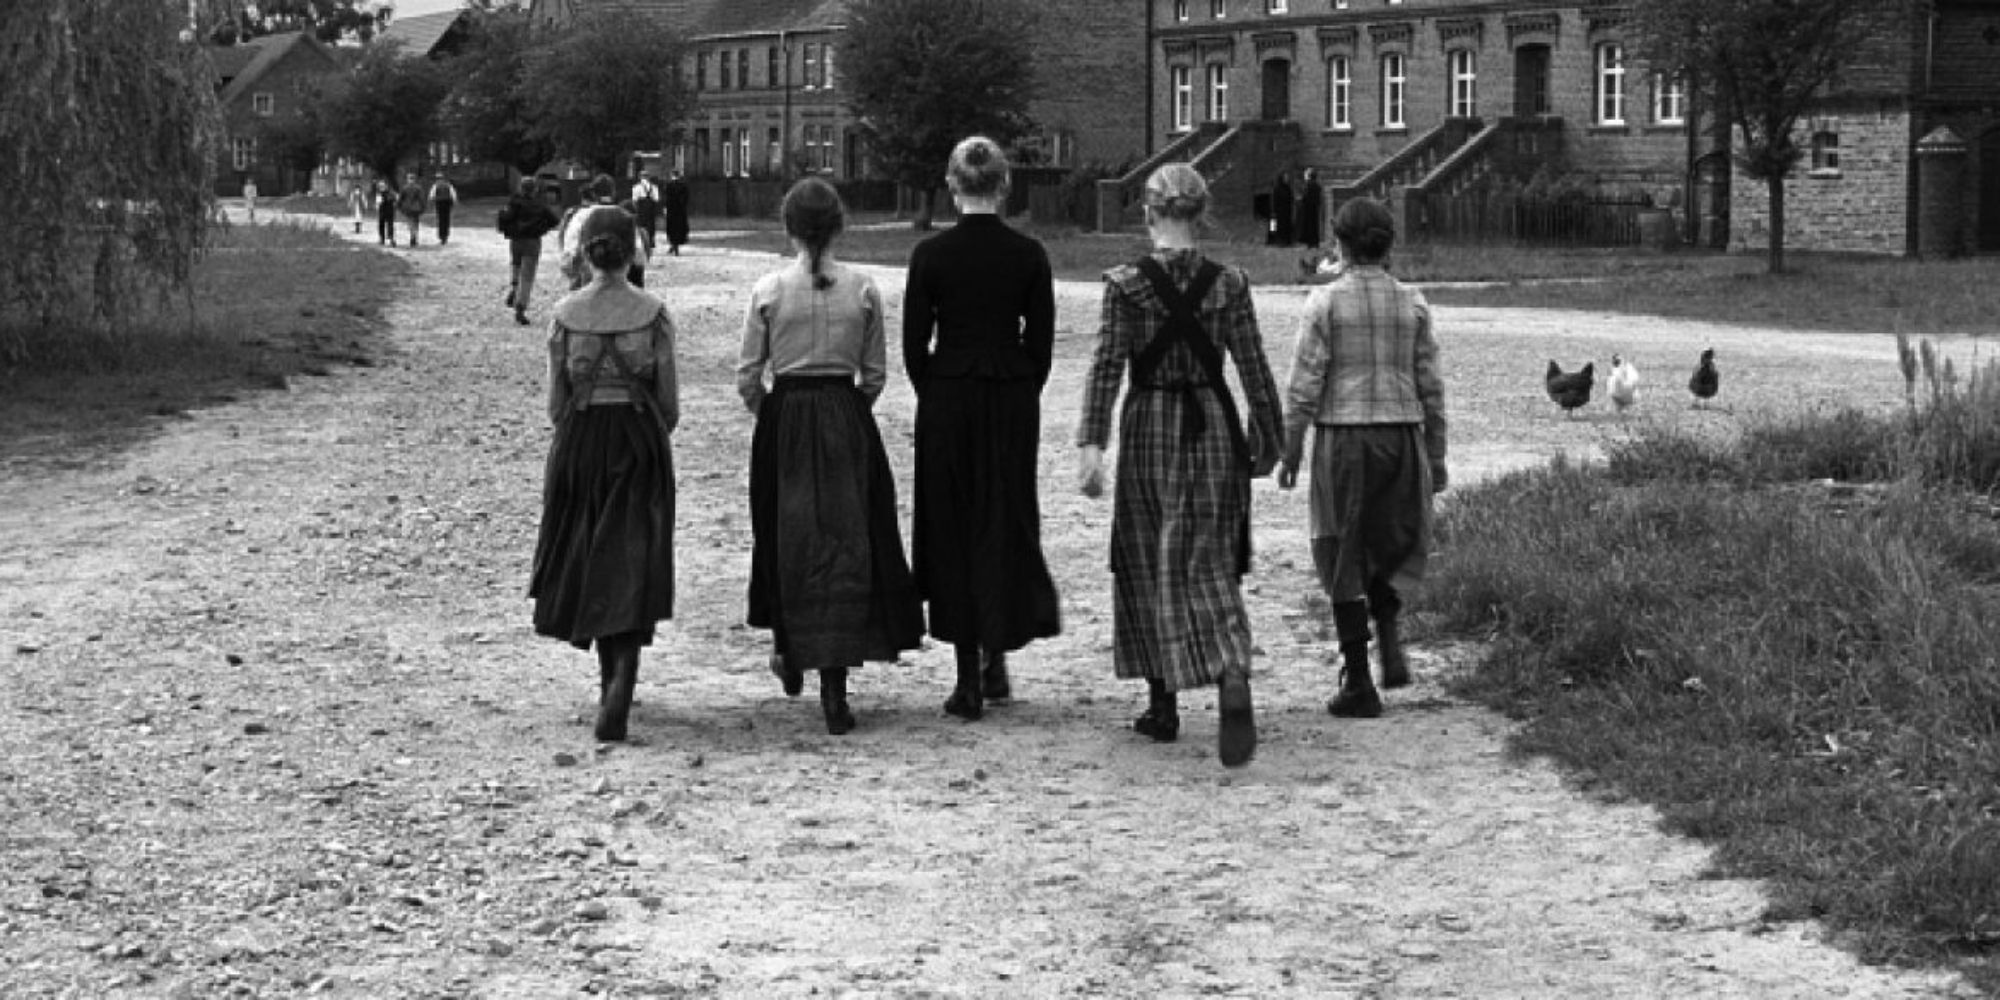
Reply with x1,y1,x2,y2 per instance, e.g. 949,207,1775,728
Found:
1294,167,1324,251
529,206,680,743
902,136,1062,721
1076,162,1284,768
429,171,459,245
662,169,690,256
373,178,397,246
630,171,661,258
499,177,560,326
347,182,368,234
736,177,924,735
1278,196,1448,720
241,176,258,223
396,170,426,247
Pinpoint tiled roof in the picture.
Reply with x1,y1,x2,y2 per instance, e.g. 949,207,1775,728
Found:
211,32,339,106
376,9,466,57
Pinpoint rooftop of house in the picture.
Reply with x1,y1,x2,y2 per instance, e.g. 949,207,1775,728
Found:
375,8,469,58
208,32,341,106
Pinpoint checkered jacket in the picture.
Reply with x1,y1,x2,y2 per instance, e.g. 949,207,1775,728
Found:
1280,265,1446,468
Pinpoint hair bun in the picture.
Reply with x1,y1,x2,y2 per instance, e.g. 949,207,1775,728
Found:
965,145,991,166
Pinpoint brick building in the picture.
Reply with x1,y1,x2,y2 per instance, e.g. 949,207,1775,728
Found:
206,32,346,197
527,0,1151,183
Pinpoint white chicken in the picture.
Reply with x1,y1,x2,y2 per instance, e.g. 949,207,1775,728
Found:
1608,354,1640,415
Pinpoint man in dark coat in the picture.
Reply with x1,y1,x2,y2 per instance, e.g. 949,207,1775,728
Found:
1268,170,1295,247
662,170,691,256
1294,167,1324,250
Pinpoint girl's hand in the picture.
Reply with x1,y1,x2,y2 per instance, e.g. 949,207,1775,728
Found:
1078,445,1106,498
1277,462,1299,490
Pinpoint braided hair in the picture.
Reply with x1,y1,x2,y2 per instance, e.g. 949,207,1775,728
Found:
781,176,846,290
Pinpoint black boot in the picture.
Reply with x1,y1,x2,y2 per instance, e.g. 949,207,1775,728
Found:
1217,668,1256,767
596,643,616,701
820,667,855,735
1377,616,1410,689
769,650,803,697
944,644,983,721
595,636,639,741
1133,678,1179,742
980,648,1011,701
1327,641,1383,718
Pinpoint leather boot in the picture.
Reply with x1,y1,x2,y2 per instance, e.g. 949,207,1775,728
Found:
1217,668,1256,767
820,667,855,735
943,644,983,721
1133,678,1179,742
595,637,639,742
1377,616,1410,689
980,648,1011,701
1326,641,1383,718
596,643,616,701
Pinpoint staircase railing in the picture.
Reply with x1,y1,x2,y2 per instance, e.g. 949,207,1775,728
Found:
1096,122,1234,232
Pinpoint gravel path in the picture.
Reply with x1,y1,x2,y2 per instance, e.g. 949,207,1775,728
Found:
0,211,1977,998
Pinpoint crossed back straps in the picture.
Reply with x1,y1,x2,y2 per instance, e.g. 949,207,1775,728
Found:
1130,256,1248,470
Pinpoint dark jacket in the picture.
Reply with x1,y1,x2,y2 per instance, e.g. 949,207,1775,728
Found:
901,214,1056,387
498,195,559,241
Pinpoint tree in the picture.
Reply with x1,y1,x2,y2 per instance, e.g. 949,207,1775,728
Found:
840,0,1039,229
211,0,388,45
519,11,688,176
0,0,227,359
438,7,552,176
319,39,452,180
1629,0,1879,273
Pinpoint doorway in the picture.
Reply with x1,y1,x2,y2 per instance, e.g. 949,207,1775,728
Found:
1514,45,1551,117
1261,59,1291,121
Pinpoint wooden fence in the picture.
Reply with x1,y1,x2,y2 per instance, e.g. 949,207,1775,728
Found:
1416,191,1658,247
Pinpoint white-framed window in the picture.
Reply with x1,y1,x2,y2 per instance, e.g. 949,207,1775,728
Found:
738,130,752,176
803,42,821,90
1381,52,1405,129
1206,62,1229,121
1172,65,1194,131
1211,0,1225,18
1267,0,1287,12
231,137,256,171
1596,43,1626,125
1174,0,1188,21
1810,129,1840,175
1449,49,1476,118
1653,73,1686,125
252,92,274,116
821,43,835,89
1326,55,1351,130
1334,0,1349,7
768,127,783,174
721,128,737,176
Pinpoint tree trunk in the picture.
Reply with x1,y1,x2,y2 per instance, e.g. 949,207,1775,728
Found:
1766,172,1785,274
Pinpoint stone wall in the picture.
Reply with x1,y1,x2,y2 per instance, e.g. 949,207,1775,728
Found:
1729,105,1913,255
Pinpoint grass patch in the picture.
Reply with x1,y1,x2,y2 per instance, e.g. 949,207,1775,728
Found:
0,218,408,471
1421,393,2000,987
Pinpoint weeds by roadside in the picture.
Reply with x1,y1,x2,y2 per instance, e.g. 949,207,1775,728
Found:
1421,342,2000,990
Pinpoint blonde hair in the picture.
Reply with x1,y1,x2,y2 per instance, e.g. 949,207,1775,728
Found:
1143,162,1209,223
946,136,1010,198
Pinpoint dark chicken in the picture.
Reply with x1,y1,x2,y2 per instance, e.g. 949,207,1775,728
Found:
1545,360,1594,417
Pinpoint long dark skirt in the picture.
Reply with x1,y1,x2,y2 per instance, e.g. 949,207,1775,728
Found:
1307,424,1433,604
530,406,675,649
911,376,1061,650
748,376,924,670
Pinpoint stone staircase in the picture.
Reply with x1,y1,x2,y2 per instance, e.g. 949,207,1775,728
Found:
1329,116,1567,240
1095,121,1301,237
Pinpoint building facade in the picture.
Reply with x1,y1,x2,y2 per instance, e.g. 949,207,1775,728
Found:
207,32,346,197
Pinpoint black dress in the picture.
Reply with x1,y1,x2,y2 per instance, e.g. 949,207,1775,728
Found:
902,214,1061,651
1268,178,1295,246
662,178,691,250
1294,178,1324,250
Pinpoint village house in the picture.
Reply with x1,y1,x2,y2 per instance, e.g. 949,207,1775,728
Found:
207,31,345,197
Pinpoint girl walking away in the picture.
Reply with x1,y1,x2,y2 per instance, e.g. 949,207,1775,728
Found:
499,178,560,326
429,171,459,244
1277,197,1448,719
396,170,426,247
529,207,680,743
737,178,924,735
374,178,397,246
903,136,1061,721
1077,163,1284,768
348,182,368,234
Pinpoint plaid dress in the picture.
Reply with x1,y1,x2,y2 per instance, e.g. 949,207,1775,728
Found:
1078,250,1284,693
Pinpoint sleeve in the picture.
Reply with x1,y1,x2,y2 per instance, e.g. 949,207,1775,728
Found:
901,243,931,389
653,308,680,433
1076,277,1131,449
1222,271,1284,460
1025,242,1057,389
859,279,888,403
736,282,771,414
1411,293,1447,474
546,323,571,427
1281,291,1332,466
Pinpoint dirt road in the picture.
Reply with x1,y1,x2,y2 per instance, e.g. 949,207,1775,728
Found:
0,212,1976,998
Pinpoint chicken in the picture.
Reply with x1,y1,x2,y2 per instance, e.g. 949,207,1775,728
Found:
1608,354,1640,414
1546,360,1595,418
1689,348,1719,408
